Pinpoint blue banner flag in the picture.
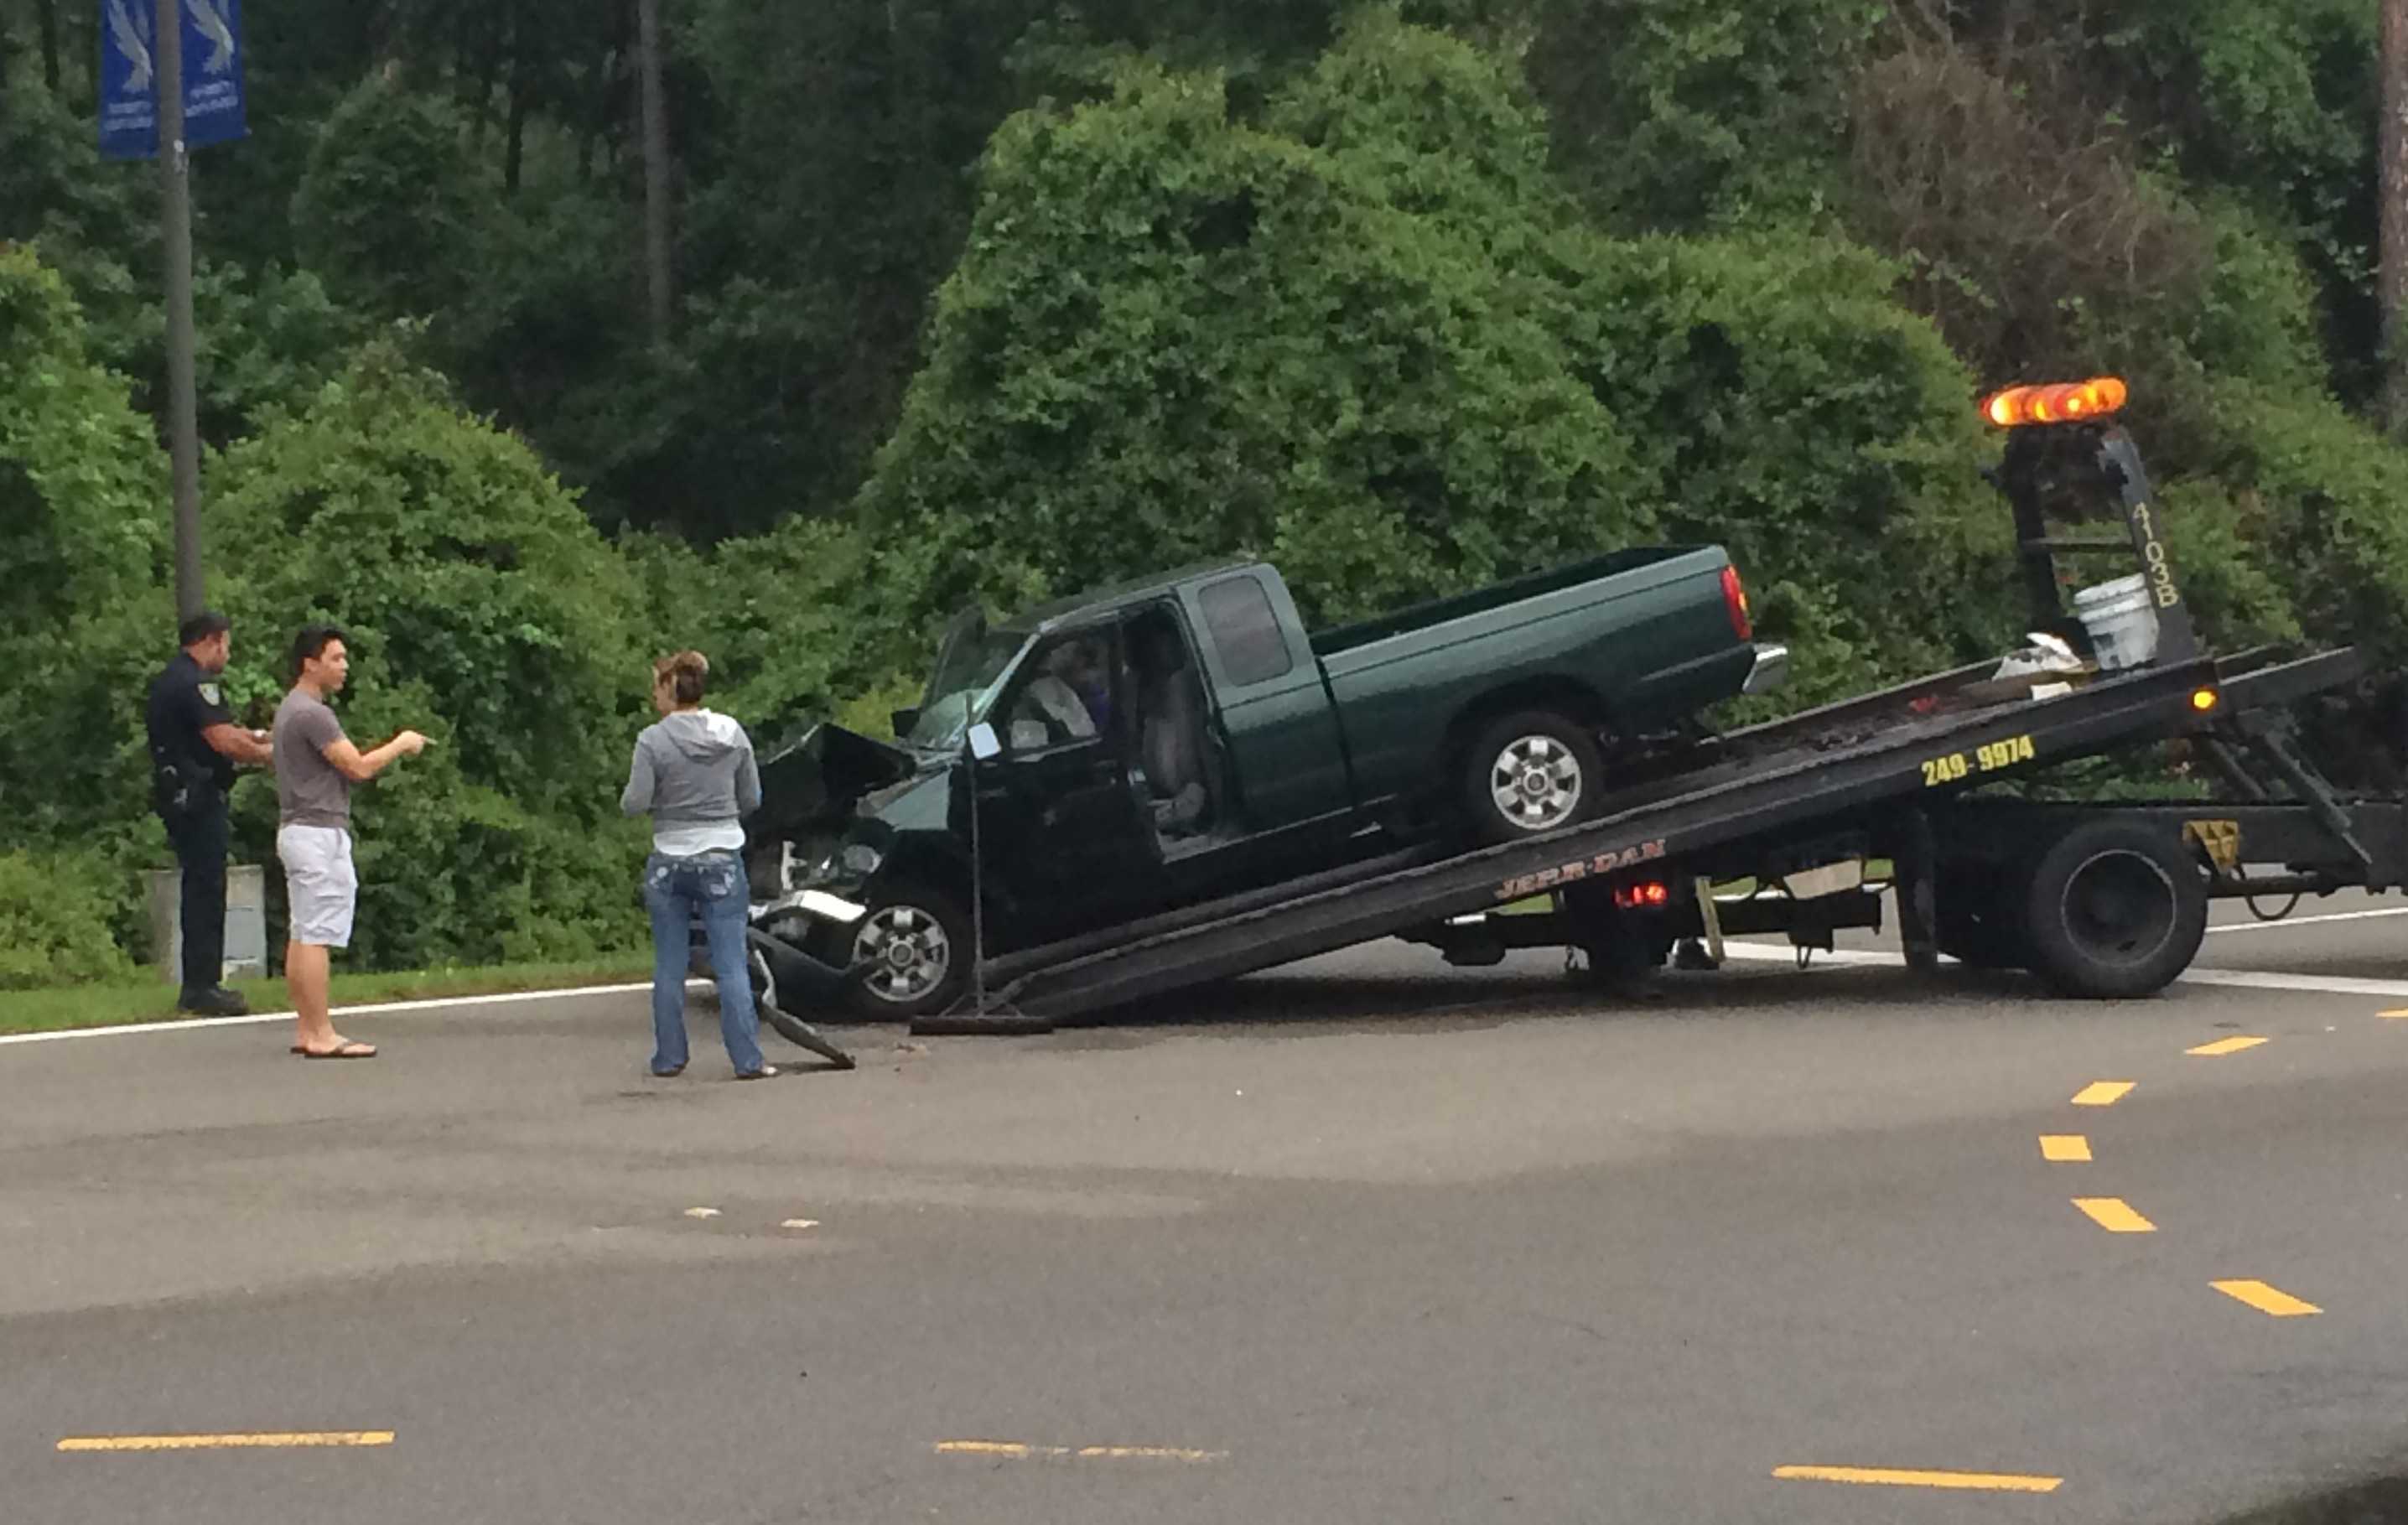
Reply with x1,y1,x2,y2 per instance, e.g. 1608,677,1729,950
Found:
99,0,248,161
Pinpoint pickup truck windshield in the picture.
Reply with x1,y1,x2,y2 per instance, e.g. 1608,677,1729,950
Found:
907,611,1027,750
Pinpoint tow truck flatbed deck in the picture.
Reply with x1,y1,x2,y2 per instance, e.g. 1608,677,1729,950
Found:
927,646,2364,1030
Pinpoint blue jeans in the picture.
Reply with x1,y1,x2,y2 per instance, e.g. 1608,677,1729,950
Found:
642,851,765,1076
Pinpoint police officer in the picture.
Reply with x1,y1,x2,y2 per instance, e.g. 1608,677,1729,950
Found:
146,611,273,1014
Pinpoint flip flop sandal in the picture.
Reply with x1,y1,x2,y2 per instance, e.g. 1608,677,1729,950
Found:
298,1040,376,1060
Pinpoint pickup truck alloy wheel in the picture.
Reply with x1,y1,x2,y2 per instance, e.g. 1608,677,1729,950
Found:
847,885,972,1018
2021,821,2206,999
1466,711,1606,843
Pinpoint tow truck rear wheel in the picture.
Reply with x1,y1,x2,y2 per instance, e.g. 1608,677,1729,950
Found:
2020,821,2206,999
845,883,972,1019
1464,710,1606,845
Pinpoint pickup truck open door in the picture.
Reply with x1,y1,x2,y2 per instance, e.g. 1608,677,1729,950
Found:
978,623,1162,934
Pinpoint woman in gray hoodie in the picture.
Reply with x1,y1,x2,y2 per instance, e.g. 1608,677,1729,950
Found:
621,651,772,1078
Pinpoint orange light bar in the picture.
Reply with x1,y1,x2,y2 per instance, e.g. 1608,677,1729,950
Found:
1980,376,2129,428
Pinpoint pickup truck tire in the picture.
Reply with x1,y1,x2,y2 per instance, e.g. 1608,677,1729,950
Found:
1464,711,1607,844
845,883,973,1019
2020,822,2206,999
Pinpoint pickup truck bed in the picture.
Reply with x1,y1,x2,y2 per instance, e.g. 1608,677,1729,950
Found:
1307,547,1762,812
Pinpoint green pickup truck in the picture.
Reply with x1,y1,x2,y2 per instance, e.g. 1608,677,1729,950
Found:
751,547,1786,1015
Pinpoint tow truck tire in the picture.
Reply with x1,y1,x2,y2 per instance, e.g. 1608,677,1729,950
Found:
2020,822,2206,999
1464,710,1606,845
844,883,973,1019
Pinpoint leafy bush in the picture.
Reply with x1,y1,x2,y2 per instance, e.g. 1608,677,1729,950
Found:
1566,231,2012,700
622,516,880,747
0,246,173,867
2181,380,2408,670
862,28,1658,634
210,347,654,968
0,850,135,989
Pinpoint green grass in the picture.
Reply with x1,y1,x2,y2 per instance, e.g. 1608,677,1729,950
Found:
0,957,652,1038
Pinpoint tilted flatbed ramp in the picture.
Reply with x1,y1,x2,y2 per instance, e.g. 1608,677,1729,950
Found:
920,648,2359,1031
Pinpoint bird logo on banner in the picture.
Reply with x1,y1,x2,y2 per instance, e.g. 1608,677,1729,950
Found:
105,0,153,92
188,0,238,75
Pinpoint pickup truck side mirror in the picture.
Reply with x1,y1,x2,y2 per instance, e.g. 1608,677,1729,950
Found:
890,707,920,739
966,722,1002,762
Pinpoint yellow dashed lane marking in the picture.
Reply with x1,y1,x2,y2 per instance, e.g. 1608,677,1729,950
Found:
2212,1280,2322,1317
2071,1082,2134,1107
2073,1197,2156,1233
2187,1035,2269,1057
2039,1134,2092,1162
1773,1465,2062,1493
2380,1009,2408,1019
58,1432,394,1452
935,1440,1225,1462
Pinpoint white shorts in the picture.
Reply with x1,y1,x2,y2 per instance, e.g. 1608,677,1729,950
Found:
277,825,357,948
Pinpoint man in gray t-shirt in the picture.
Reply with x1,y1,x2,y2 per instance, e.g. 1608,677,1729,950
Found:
272,624,429,1060
274,686,354,828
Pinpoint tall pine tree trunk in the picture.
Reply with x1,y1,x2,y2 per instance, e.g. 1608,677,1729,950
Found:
38,0,62,92
637,0,674,342
504,0,531,196
2384,0,2408,434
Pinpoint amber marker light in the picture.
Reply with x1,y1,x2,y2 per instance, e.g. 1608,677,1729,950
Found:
2190,688,2219,713
1980,376,2129,428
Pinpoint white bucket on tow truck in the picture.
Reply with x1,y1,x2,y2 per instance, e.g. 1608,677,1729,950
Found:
2073,574,2160,670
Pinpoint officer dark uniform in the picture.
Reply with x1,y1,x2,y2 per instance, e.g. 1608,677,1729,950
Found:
147,621,245,1014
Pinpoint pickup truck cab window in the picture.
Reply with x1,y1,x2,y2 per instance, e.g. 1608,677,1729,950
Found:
1198,575,1295,684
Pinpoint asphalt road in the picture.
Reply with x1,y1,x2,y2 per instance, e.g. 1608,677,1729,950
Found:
5,894,2406,1525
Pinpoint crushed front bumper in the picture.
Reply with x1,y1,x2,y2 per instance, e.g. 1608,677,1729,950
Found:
687,889,865,1007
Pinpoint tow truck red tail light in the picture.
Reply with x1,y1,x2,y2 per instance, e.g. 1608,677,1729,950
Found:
1614,880,1672,910
1721,565,1753,641
1980,376,2129,428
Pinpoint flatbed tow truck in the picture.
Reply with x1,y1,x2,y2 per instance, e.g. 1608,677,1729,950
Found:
748,378,2408,1041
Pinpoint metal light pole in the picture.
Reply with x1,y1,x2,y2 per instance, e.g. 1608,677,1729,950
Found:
156,0,204,622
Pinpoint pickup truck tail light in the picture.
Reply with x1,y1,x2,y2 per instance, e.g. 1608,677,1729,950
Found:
1721,565,1753,642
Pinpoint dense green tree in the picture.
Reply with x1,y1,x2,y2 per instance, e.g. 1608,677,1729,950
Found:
292,77,489,319
862,16,2006,703
1527,0,1880,231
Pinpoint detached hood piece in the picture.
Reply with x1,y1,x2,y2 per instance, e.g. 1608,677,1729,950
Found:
754,723,921,837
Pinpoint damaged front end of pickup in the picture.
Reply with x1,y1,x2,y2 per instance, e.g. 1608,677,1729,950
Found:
723,718,947,1019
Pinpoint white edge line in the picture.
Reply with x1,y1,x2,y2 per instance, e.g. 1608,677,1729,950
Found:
0,979,708,1047
1714,941,2408,998
2200,905,2408,936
